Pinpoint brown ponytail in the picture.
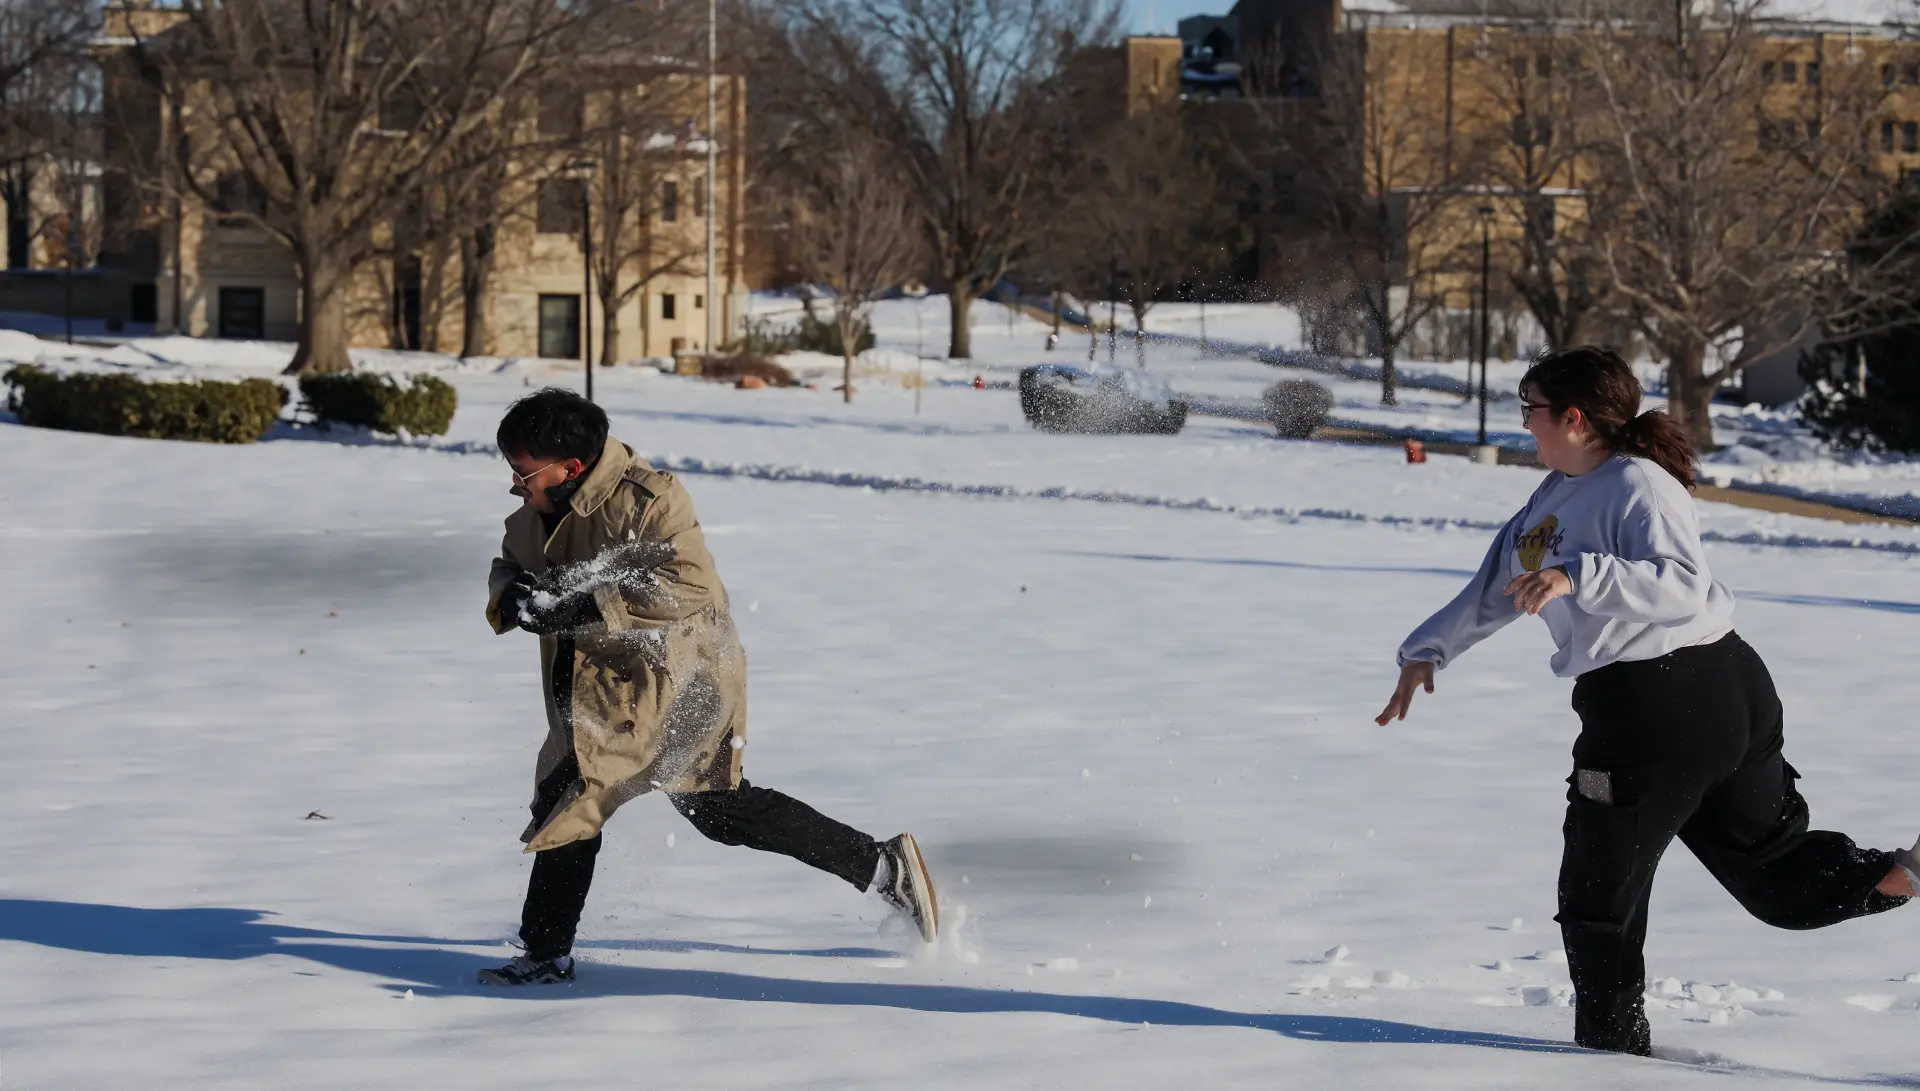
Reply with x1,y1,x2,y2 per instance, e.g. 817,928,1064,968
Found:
1520,346,1698,489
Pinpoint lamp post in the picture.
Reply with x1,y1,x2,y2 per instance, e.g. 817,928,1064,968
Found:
567,160,599,400
704,0,718,359
64,226,76,345
1473,204,1497,464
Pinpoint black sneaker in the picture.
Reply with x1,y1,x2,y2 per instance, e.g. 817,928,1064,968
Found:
477,954,575,986
877,833,939,943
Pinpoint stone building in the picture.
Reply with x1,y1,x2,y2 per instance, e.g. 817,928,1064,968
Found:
69,5,749,361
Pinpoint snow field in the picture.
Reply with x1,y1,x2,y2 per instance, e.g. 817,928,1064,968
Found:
1,338,1920,1087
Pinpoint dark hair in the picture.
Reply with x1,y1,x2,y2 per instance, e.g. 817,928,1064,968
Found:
496,387,609,462
1520,346,1697,489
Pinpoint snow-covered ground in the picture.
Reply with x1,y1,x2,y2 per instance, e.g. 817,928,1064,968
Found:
9,292,1920,518
5,338,1920,1088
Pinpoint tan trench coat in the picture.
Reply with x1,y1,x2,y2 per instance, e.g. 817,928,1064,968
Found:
486,437,745,852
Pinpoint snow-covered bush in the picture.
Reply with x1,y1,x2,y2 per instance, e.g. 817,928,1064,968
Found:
1263,378,1334,439
298,372,457,436
4,364,287,443
1018,365,1188,435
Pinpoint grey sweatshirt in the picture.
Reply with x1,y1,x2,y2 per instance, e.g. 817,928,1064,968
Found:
1396,454,1735,678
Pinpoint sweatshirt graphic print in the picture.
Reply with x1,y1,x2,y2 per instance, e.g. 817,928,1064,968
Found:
1396,454,1736,678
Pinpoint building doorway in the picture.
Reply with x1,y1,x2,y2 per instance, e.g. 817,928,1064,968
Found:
539,293,581,360
218,287,266,340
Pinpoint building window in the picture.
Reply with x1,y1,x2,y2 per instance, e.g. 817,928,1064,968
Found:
1806,61,1821,86
1884,64,1897,87
1781,60,1797,84
379,89,423,132
536,178,583,235
538,294,582,359
1805,119,1821,142
1536,54,1552,79
1758,118,1778,151
662,180,678,223
695,294,703,309
218,286,266,340
1761,61,1775,82
662,293,676,320
693,178,705,218
538,91,581,137
1906,63,1920,86
1904,121,1918,154
1884,120,1897,153
1511,56,1529,81
215,173,267,223
1510,115,1552,148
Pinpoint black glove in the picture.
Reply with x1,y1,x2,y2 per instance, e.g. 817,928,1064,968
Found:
519,583,603,635
499,571,538,629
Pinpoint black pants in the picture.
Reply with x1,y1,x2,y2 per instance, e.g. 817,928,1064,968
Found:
519,757,883,960
1557,632,1905,1054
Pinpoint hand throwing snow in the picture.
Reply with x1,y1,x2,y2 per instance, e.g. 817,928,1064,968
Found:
1376,661,1435,725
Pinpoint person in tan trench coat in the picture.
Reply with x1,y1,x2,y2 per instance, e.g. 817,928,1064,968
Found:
477,388,939,986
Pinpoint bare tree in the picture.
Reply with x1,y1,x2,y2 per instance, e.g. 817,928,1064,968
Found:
778,130,922,401
1568,0,1891,448
1261,28,1468,404
583,82,710,366
133,0,618,373
1455,28,1607,350
0,0,97,269
1085,106,1239,365
772,0,1116,359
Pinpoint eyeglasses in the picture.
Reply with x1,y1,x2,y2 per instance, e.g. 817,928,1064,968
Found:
508,460,558,493
1520,400,1554,424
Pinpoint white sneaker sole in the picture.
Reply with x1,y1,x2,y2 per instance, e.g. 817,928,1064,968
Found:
897,833,940,943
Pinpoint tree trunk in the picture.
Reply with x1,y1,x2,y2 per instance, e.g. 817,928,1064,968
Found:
1663,334,1716,451
600,286,621,367
1379,339,1398,407
460,225,495,359
286,262,352,375
948,283,973,359
1128,304,1146,367
839,304,859,403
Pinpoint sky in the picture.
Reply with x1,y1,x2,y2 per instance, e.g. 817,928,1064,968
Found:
1126,0,1225,35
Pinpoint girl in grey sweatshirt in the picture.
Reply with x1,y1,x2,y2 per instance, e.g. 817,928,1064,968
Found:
1376,346,1915,1057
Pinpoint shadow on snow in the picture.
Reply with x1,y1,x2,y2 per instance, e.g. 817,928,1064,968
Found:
0,898,1571,1056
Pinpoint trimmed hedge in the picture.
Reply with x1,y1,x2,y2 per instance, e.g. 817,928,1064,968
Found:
298,371,457,436
1263,378,1334,439
3,364,287,444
